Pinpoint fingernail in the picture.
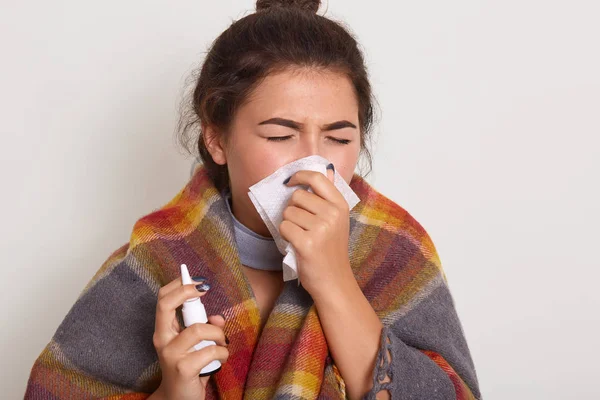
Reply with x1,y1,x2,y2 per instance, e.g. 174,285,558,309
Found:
283,176,291,185
326,163,335,173
195,282,211,292
218,313,226,320
225,335,230,345
191,276,207,282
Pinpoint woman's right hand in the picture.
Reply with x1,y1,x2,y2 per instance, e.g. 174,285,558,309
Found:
152,276,229,400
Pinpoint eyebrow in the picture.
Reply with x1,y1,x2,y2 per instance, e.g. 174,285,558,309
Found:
257,117,357,131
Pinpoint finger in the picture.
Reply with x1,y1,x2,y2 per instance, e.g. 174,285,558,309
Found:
157,276,183,300
169,322,227,355
286,188,330,216
199,316,226,387
207,314,225,328
159,275,208,300
200,374,211,387
279,219,306,248
326,166,334,183
285,169,342,205
157,277,198,338
200,374,210,387
282,205,319,231
177,344,230,380
154,285,208,346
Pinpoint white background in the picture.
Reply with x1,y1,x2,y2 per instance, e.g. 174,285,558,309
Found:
2,1,599,398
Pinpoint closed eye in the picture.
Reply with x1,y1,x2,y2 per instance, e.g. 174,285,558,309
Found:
266,136,351,145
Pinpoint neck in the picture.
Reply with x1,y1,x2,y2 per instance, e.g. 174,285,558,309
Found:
228,186,272,238
223,188,283,272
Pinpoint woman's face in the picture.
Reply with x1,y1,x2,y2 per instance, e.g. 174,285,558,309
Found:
205,67,361,237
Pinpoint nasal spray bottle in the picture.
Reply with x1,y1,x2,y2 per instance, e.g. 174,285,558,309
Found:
180,263,222,376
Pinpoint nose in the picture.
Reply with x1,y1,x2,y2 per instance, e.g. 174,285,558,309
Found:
296,126,328,160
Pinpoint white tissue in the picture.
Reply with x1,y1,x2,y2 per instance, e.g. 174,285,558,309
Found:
247,155,361,285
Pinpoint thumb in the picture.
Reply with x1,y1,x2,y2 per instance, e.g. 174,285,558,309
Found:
199,315,227,387
326,164,335,183
200,374,211,388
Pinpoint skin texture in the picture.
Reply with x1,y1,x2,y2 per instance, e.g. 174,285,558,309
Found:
203,67,361,238
203,67,389,399
150,279,229,400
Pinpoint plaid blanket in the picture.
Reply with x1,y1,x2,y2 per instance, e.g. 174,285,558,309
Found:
25,163,480,399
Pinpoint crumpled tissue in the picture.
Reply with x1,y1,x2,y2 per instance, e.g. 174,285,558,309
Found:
247,155,361,285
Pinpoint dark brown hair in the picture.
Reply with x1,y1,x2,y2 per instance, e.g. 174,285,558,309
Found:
176,0,379,193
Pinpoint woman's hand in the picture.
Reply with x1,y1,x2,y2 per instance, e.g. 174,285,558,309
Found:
152,277,229,400
279,164,354,298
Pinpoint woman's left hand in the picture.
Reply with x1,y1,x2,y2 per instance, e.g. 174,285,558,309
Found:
279,164,354,297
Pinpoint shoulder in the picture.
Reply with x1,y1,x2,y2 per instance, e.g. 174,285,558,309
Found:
128,166,219,249
349,174,443,275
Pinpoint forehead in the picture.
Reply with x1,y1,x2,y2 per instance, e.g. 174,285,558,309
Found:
240,68,358,116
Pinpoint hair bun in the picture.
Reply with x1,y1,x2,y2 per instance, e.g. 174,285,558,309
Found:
256,0,321,14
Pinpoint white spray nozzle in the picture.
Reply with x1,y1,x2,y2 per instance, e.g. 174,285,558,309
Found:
178,263,220,376
181,263,193,285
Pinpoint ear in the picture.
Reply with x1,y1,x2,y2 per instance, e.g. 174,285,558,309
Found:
202,123,227,165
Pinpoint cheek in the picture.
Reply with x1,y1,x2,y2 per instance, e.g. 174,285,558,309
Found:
337,165,355,185
236,146,286,186
330,149,360,184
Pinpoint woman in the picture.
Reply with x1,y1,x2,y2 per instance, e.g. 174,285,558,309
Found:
25,0,480,399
